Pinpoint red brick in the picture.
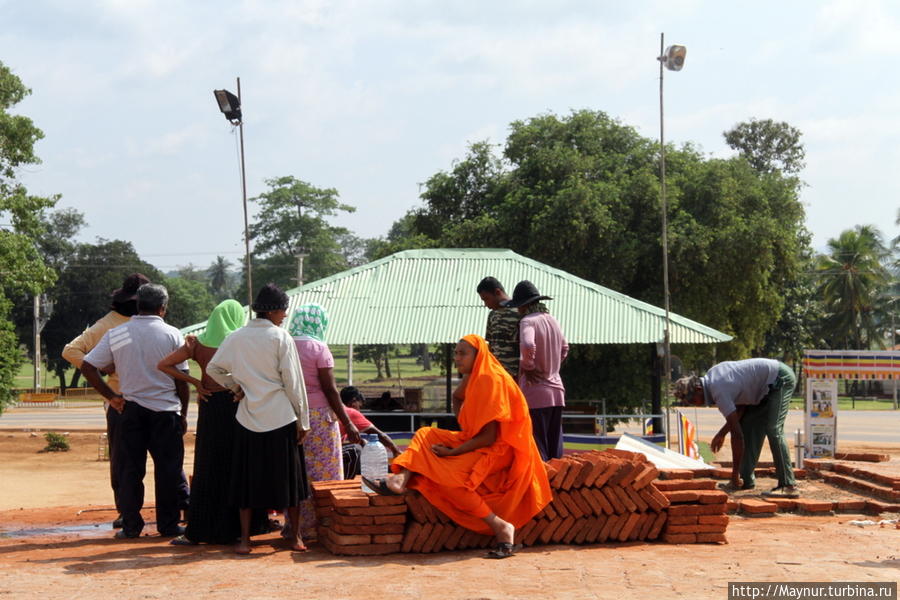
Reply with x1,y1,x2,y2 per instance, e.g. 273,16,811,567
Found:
624,486,649,512
647,511,668,540
577,487,602,516
708,468,733,479
336,504,407,516
584,515,606,543
458,528,480,549
370,495,406,506
834,452,889,462
636,513,655,540
418,497,440,523
766,498,797,511
401,522,422,553
597,513,618,542
330,491,371,508
373,514,406,525
332,514,375,525
539,517,564,544
444,525,466,551
571,458,598,489
617,512,643,542
590,460,620,488
668,515,699,525
835,500,866,512
560,458,585,490
515,521,537,547
607,462,636,487
726,500,740,513
583,458,612,487
659,469,694,480
332,522,405,535
525,519,548,547
612,486,638,513
646,486,672,510
740,499,777,515
612,461,643,488
666,524,727,534
551,493,571,518
551,516,576,543
563,517,588,544
542,501,559,521
631,465,660,490
697,533,727,543
698,515,729,527
549,460,572,489
544,463,559,482
608,513,627,540
410,522,433,552
638,487,665,513
696,490,728,505
662,490,700,503
662,533,696,544
312,479,360,498
601,487,626,514
669,503,727,516
654,479,718,492
327,529,371,546
420,523,447,553
572,517,594,544
373,534,403,544
566,489,593,517
590,488,615,515
792,499,833,514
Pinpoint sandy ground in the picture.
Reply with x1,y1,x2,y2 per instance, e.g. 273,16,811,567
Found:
0,433,898,599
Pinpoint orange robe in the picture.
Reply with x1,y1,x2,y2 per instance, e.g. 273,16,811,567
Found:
391,334,551,534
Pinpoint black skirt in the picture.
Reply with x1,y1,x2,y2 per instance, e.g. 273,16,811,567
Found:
185,391,269,544
230,420,310,509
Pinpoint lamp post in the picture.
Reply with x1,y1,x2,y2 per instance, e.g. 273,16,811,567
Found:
214,79,253,307
657,34,686,447
33,294,53,391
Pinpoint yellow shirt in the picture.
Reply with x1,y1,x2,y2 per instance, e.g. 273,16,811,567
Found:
62,310,130,394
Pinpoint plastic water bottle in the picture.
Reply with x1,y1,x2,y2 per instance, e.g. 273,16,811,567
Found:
360,433,389,493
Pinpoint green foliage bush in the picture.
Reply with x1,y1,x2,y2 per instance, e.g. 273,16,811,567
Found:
42,431,69,452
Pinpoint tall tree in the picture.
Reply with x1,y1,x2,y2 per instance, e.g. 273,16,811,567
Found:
815,225,890,349
723,118,806,175
0,61,57,410
238,176,358,297
206,255,232,298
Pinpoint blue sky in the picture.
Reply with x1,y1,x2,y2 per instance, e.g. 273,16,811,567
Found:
3,0,898,272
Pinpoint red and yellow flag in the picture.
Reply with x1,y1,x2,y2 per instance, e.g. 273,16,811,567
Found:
677,410,700,460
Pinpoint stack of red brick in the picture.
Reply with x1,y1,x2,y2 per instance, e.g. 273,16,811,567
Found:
654,471,729,543
313,479,408,555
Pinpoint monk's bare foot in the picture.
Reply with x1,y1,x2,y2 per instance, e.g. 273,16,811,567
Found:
484,513,515,545
385,474,405,494
234,541,251,555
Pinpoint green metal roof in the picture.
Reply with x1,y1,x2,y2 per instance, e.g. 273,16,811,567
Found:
182,248,732,345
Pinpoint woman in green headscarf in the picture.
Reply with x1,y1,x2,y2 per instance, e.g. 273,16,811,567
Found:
288,303,361,540
158,299,267,545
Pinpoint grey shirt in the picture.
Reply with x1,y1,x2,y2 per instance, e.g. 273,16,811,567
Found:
702,358,780,418
84,315,187,413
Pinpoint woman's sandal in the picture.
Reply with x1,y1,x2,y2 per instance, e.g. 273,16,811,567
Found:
485,542,521,559
169,535,196,546
362,476,401,496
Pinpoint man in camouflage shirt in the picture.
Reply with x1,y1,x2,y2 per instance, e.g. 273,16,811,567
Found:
476,277,521,378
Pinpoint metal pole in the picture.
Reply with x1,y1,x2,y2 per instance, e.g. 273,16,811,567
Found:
237,77,253,307
33,295,41,391
659,32,673,449
348,343,354,386
295,253,307,287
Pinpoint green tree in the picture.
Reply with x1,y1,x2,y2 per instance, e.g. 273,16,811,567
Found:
242,176,357,295
206,255,233,299
0,61,58,411
723,118,806,175
815,225,890,349
384,109,810,406
163,276,216,329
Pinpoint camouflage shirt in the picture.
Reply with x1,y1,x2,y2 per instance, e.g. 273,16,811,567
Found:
485,308,521,377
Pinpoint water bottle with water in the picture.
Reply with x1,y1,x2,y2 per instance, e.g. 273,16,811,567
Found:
360,433,389,493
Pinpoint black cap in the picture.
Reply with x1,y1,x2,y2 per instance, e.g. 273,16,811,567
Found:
501,280,552,308
111,273,150,304
251,283,289,312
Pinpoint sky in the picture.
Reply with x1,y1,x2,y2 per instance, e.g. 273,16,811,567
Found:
3,0,899,273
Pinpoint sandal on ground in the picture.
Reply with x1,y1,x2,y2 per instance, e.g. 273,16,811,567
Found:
291,543,309,553
234,545,252,555
485,542,521,559
717,481,754,493
169,535,196,546
762,486,800,498
362,476,400,496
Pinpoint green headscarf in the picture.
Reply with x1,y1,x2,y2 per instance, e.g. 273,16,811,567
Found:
197,299,246,348
288,303,329,342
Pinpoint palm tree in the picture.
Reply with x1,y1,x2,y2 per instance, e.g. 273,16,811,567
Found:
815,225,889,349
206,256,232,299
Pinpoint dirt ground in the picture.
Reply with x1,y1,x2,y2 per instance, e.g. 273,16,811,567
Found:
0,432,898,599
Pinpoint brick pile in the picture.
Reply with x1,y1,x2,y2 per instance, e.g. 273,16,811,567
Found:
312,479,408,556
655,469,729,543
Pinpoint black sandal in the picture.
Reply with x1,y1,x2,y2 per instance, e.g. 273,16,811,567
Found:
362,476,400,496
485,542,521,559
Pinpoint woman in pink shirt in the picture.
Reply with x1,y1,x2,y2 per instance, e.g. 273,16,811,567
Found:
288,304,360,540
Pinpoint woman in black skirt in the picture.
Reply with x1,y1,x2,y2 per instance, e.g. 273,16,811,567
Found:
207,284,311,555
157,299,269,546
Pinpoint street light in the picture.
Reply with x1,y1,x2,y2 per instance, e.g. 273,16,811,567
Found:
657,34,686,448
214,78,253,307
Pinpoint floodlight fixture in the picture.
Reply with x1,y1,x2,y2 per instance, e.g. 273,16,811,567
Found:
214,89,242,123
659,45,687,71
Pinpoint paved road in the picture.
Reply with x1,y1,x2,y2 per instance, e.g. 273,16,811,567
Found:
1,403,897,443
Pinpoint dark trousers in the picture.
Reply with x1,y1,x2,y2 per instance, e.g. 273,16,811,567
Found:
530,406,564,461
106,406,123,514
739,362,797,488
117,401,186,536
342,443,362,479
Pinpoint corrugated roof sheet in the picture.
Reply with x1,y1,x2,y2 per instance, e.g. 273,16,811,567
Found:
181,248,732,345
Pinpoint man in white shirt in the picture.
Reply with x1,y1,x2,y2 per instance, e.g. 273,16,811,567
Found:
81,284,190,538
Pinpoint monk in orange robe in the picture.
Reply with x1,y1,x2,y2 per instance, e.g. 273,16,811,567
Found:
363,334,551,558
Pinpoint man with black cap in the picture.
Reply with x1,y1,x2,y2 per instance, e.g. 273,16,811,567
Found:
502,281,569,460
63,272,150,529
80,283,191,539
673,358,798,497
